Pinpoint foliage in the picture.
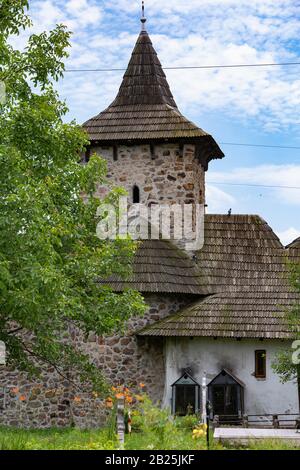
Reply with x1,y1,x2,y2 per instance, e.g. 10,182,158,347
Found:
105,385,207,450
273,261,300,383
2,425,300,451
175,414,200,430
129,399,208,450
0,425,299,451
0,427,117,451
0,431,28,451
0,1,145,391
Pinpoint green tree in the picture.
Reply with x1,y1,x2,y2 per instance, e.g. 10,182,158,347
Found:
273,262,300,385
0,1,145,391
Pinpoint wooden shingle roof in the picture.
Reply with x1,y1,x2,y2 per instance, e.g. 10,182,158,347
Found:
101,238,203,295
138,215,300,339
109,30,177,108
286,237,300,261
139,291,298,340
194,214,287,295
82,29,224,164
286,237,300,249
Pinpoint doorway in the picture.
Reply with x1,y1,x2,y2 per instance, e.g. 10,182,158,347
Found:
171,372,200,416
211,384,238,415
208,369,244,420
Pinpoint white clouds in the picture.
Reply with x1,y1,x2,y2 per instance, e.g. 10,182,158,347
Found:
70,1,300,130
31,0,102,32
65,0,102,26
34,0,62,28
154,33,300,130
206,165,300,247
18,0,300,130
277,227,300,246
108,0,295,15
208,164,300,205
107,0,300,44
206,185,236,213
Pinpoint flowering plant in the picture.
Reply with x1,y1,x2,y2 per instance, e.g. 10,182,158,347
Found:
192,423,207,439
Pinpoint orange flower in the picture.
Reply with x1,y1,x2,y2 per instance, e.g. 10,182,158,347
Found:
139,383,145,388
125,396,133,404
19,395,26,402
11,387,19,394
105,398,113,409
111,386,117,392
73,396,82,403
115,392,124,400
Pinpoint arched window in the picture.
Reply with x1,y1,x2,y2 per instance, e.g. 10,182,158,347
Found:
133,185,140,203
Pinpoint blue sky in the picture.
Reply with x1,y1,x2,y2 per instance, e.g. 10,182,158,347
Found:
19,0,300,245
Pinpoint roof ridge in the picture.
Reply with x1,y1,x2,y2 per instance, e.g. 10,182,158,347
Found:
285,236,300,249
204,214,284,248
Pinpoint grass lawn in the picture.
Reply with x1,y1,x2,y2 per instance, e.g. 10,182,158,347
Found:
0,427,299,450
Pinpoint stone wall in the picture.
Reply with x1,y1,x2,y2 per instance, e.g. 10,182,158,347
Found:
0,367,72,428
0,293,195,428
70,293,194,428
92,143,205,207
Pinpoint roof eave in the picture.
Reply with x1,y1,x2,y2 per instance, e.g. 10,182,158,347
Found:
85,134,224,168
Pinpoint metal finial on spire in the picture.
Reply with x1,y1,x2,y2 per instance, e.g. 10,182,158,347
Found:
141,1,146,31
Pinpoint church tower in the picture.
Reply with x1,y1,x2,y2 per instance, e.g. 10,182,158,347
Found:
83,7,224,210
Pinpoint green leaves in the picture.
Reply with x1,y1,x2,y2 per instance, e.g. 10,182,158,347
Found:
26,25,71,87
273,261,300,383
0,1,31,37
0,2,145,392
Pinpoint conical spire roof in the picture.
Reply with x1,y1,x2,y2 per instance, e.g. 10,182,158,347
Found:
83,20,224,165
110,30,177,108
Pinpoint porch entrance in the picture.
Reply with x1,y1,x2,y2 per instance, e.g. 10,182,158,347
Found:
208,369,244,422
211,384,238,416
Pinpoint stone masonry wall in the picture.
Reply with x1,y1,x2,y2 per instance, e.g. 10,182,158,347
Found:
0,366,72,428
0,294,195,428
67,293,194,428
93,143,205,207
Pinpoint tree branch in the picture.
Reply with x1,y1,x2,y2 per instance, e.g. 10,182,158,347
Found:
21,341,83,392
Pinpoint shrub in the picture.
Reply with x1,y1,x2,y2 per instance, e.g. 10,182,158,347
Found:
175,415,200,430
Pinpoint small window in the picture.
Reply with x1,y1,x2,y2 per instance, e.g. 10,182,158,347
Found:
113,145,118,161
255,350,266,378
133,185,140,203
150,142,155,159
